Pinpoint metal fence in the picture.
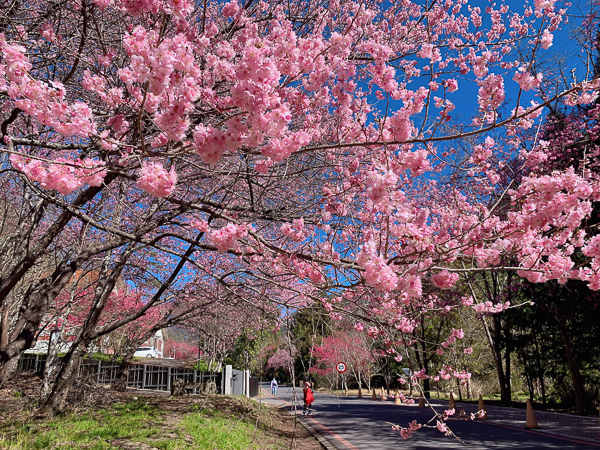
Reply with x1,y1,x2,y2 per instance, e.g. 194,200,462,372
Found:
17,353,46,374
18,354,221,394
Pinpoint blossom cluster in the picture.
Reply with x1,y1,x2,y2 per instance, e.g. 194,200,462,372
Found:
392,420,421,440
10,155,106,194
136,162,177,197
210,223,252,253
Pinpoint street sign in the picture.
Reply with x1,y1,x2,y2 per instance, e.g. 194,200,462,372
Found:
336,362,347,373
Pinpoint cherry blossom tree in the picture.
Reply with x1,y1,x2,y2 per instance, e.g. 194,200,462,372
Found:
311,331,376,390
267,346,296,375
2,0,600,423
185,293,276,373
163,340,199,360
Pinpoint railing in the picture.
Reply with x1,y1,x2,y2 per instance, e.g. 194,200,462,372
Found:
17,353,46,374
18,354,222,394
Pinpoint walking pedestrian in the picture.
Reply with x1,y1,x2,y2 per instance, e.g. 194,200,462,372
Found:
271,377,278,396
303,380,314,415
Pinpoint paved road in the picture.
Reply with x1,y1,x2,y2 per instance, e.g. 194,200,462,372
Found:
258,384,600,450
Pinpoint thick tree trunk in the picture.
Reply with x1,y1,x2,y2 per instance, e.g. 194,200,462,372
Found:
40,343,85,412
413,334,431,399
0,356,19,386
558,325,587,414
0,262,77,372
468,272,513,407
540,374,546,406
492,315,511,406
490,334,511,406
423,376,431,399
39,256,118,411
0,301,10,349
533,336,546,405
524,368,534,401
41,329,62,401
112,346,137,392
504,314,512,405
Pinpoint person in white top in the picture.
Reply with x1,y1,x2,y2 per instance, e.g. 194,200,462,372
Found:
271,377,278,396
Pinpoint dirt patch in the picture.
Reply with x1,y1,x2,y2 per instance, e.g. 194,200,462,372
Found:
0,372,138,421
108,440,160,450
0,373,42,418
265,407,324,449
1,372,42,398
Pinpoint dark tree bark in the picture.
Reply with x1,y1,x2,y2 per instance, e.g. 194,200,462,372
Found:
467,270,514,407
39,250,130,411
111,345,137,392
40,234,199,411
492,314,512,406
557,320,587,415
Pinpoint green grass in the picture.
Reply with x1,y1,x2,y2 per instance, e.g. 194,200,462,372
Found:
180,410,264,450
0,397,281,449
0,399,162,449
82,353,123,363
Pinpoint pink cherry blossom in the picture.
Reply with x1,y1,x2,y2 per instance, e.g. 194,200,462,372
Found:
540,29,554,49
436,421,450,435
136,162,177,197
431,270,459,289
210,223,251,252
513,67,542,91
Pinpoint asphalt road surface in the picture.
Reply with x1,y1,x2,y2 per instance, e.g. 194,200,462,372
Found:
259,383,600,450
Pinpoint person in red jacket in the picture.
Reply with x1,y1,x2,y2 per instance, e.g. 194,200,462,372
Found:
303,380,314,415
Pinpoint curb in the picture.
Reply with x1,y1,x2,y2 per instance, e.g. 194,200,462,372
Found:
295,412,339,450
270,403,337,450
253,392,336,450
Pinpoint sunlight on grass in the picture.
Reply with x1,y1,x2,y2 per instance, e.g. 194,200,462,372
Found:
0,397,286,449
182,411,264,450
0,399,162,449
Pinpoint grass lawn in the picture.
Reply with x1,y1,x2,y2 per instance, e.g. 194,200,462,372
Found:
0,395,314,450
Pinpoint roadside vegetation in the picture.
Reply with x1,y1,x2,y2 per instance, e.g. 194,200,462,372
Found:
0,393,313,450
